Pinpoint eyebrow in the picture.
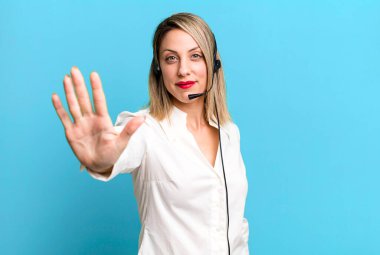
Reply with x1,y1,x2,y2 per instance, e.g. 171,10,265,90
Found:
161,46,200,54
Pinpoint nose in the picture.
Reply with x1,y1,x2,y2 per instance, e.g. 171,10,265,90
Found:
177,58,190,77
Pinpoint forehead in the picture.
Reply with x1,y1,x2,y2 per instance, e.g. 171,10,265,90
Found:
160,29,200,53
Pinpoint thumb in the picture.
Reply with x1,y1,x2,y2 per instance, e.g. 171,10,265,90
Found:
119,115,146,141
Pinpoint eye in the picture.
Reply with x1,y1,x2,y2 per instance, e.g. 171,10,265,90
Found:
192,53,203,59
165,56,177,62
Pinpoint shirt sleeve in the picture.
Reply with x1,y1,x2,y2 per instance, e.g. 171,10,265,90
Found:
234,123,241,143
229,122,241,145
81,110,147,182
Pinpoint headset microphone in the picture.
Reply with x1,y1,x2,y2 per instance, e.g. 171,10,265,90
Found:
188,92,205,100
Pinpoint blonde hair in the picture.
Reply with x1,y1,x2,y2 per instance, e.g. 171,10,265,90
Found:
147,12,231,124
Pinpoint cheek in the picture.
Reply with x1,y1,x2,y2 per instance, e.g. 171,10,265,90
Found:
195,63,208,81
161,67,177,84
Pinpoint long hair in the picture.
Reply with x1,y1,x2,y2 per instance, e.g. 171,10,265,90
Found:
147,12,231,124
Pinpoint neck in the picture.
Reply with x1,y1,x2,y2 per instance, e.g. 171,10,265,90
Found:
172,98,208,130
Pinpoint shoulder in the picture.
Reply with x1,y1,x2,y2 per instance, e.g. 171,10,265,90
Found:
114,108,160,136
115,108,150,126
221,121,241,142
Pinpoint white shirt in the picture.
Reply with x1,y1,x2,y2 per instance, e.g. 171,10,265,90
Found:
84,106,249,255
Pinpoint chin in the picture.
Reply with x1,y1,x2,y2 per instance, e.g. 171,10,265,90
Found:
172,93,191,103
167,85,205,104
170,92,197,104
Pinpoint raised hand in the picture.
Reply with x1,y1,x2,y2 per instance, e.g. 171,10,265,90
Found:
52,67,145,173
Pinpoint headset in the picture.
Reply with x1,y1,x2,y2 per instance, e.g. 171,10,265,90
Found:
152,33,231,255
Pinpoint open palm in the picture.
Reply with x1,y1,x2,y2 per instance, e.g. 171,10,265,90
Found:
52,67,145,173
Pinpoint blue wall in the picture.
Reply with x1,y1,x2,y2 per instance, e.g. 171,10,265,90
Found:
1,1,379,254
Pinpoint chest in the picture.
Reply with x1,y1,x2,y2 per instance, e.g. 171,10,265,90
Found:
133,127,248,223
137,127,245,187
188,125,220,168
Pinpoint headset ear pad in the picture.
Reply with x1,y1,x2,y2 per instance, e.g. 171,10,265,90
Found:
214,59,221,73
153,60,161,79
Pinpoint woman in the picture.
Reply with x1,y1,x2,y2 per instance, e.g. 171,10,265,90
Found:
52,12,249,255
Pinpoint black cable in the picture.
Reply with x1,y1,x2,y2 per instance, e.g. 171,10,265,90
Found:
214,97,231,255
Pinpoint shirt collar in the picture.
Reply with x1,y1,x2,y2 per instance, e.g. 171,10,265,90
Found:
158,105,231,142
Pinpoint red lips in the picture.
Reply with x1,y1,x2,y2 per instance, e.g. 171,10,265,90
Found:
176,81,195,85
176,80,196,89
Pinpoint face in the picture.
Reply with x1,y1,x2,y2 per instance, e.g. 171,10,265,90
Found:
158,29,208,105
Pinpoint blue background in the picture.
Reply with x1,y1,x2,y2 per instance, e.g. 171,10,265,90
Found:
1,0,379,254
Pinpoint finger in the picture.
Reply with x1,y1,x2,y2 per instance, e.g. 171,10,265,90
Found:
70,66,93,115
90,72,109,117
118,116,146,146
63,74,82,122
52,93,73,130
